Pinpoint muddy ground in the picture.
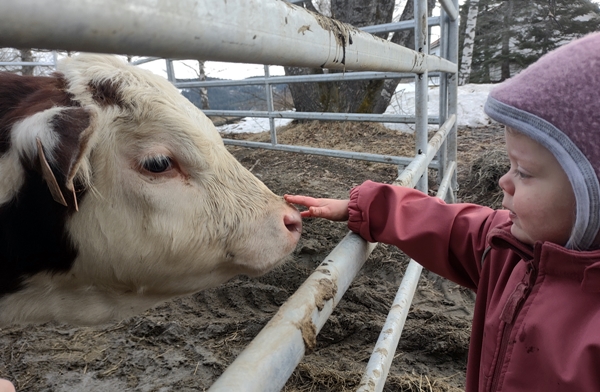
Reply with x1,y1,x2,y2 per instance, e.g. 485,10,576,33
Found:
0,121,507,391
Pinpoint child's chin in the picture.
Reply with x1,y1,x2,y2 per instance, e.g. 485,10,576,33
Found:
510,225,534,246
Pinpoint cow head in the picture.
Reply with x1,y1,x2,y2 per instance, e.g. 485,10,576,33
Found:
0,55,302,325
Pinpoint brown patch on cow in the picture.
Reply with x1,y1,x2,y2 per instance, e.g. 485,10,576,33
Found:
0,71,92,210
0,72,77,154
88,79,125,108
51,108,91,161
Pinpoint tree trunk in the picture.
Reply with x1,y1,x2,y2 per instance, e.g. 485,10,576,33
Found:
198,61,210,110
19,49,35,76
458,0,480,85
285,0,435,115
500,0,514,81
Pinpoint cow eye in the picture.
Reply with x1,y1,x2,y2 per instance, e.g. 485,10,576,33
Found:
142,156,173,173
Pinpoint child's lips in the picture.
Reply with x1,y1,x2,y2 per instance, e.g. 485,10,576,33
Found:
503,206,517,220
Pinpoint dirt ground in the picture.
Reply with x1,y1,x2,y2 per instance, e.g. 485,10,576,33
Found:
0,121,507,392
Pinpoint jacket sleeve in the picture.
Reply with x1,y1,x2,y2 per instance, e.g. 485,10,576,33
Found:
347,180,509,290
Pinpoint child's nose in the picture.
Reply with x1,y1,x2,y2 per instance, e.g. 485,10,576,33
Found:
498,172,514,194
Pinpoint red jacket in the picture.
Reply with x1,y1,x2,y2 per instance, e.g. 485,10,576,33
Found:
348,181,600,392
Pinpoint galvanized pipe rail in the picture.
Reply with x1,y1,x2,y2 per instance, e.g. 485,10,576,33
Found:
173,71,432,88
0,51,58,70
361,16,440,35
123,9,451,172
156,12,449,170
225,139,442,169
0,0,456,74
0,61,55,67
202,110,438,124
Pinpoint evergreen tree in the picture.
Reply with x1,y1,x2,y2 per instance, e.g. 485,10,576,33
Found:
515,0,600,66
468,0,600,83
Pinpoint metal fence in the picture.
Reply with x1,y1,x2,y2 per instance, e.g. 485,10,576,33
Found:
0,0,459,390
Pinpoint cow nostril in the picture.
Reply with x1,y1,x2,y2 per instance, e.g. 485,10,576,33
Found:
284,212,302,234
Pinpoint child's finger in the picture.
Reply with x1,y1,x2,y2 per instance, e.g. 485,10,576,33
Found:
311,206,333,218
309,206,321,217
284,194,320,207
300,210,314,218
0,380,15,392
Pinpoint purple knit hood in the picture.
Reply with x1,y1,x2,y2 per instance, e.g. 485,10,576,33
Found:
484,32,600,250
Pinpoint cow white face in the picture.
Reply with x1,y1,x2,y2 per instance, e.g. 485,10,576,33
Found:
0,55,302,325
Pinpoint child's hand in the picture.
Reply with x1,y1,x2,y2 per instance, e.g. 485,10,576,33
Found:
0,379,15,392
284,195,349,221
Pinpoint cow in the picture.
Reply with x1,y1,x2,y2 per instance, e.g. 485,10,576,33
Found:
0,54,302,326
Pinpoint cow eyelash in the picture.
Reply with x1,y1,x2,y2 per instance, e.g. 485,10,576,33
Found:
141,155,173,173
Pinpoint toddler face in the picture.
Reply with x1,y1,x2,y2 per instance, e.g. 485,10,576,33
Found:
498,129,576,246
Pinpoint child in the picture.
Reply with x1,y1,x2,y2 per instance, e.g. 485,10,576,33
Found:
285,31,600,391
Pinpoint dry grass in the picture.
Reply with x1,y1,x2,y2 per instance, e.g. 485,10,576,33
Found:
225,120,416,157
283,362,464,392
458,148,508,209
455,127,508,209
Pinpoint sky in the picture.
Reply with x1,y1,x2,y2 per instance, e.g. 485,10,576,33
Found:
136,58,284,80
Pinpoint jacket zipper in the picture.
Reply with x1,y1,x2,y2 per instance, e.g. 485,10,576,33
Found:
489,265,536,392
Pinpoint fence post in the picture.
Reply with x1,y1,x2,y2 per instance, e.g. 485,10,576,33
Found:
263,65,277,145
414,0,429,192
447,0,460,202
165,59,176,84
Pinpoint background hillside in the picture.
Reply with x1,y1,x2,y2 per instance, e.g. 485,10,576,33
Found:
180,77,290,111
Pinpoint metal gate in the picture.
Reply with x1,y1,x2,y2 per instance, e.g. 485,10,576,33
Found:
0,1,459,390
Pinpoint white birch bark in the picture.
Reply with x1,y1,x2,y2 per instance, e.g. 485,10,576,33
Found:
198,60,210,110
458,0,480,85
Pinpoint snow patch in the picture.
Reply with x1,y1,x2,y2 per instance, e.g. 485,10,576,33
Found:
383,83,494,133
218,116,294,134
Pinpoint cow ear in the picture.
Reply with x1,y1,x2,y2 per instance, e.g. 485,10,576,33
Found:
37,137,72,208
36,107,95,211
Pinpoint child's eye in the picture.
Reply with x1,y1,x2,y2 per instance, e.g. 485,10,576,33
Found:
513,168,531,179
